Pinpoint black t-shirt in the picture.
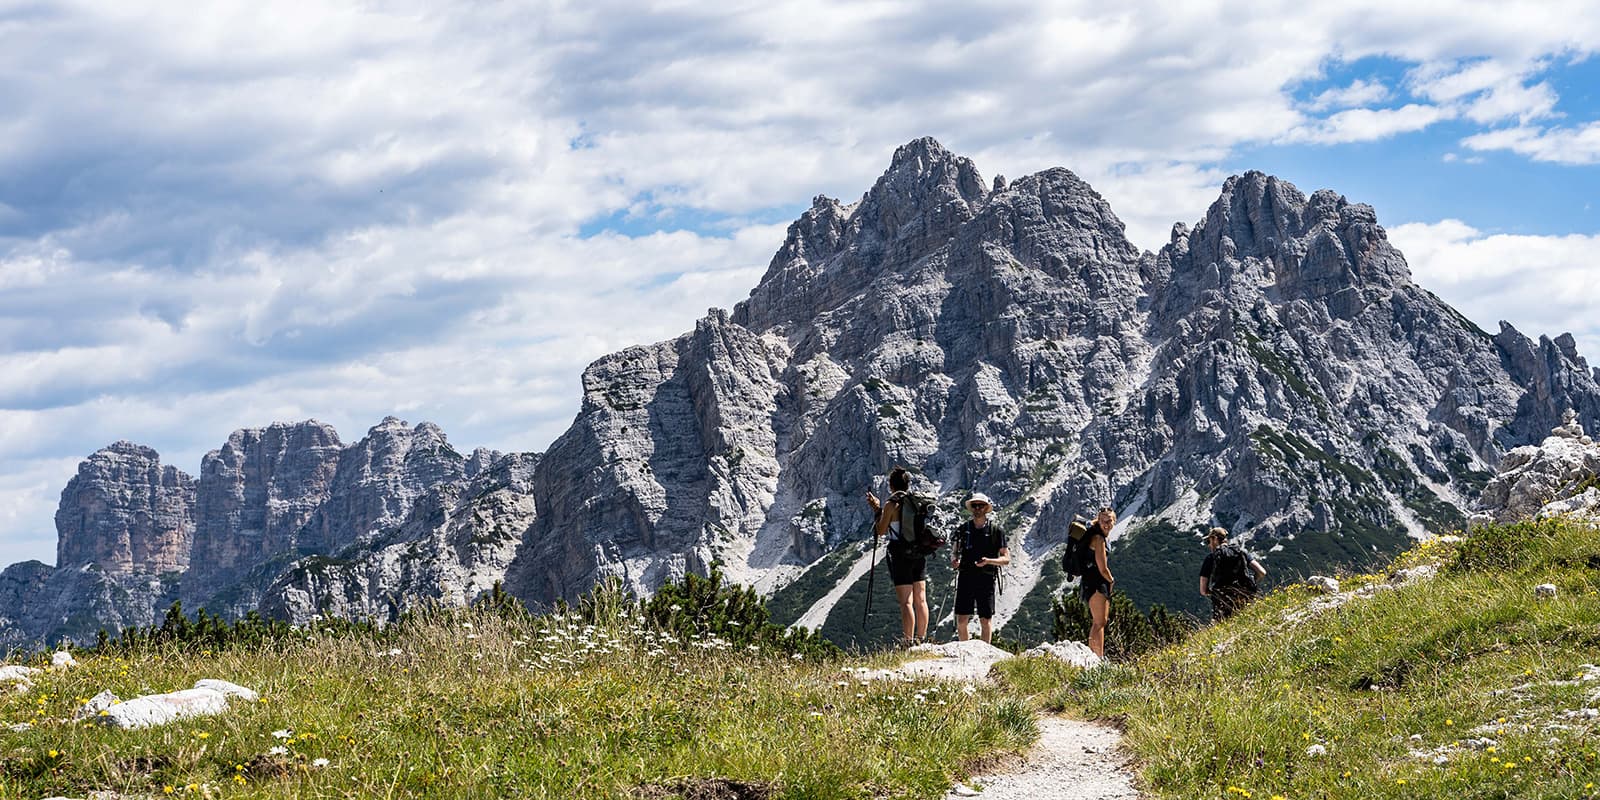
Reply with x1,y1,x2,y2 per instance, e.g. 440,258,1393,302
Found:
957,520,1004,573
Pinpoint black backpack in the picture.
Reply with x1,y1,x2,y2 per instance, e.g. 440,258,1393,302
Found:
1211,544,1257,594
891,491,945,555
1061,519,1097,579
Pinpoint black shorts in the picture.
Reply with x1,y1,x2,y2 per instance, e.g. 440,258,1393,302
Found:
886,548,927,586
954,571,996,617
1080,573,1112,603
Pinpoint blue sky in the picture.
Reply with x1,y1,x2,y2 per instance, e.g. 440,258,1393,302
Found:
3,1,1600,567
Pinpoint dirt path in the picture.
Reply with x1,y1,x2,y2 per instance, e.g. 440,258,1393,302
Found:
851,641,1141,798
947,714,1141,799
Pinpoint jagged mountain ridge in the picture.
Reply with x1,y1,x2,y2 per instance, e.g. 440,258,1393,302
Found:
506,138,1600,642
0,417,524,649
3,138,1597,648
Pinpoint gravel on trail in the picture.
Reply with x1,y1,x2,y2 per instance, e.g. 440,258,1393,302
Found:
947,714,1141,799
846,639,1141,798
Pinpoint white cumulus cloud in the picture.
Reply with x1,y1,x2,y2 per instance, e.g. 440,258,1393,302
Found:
1389,220,1600,360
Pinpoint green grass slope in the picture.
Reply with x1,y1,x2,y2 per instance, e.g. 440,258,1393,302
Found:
1034,518,1600,799
0,609,1035,799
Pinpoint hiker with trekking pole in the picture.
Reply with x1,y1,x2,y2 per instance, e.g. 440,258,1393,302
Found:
864,466,943,645
951,492,1009,644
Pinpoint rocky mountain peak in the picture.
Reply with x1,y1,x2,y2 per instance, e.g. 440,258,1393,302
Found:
185,420,344,602
735,138,989,335
856,137,987,242
1492,322,1600,444
9,139,1600,652
55,442,195,574
1153,172,1417,337
293,416,467,560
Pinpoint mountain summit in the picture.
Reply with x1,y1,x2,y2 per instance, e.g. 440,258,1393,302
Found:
3,139,1596,648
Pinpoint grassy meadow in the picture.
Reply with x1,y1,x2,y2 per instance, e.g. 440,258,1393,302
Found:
0,607,1034,799
1000,518,1600,799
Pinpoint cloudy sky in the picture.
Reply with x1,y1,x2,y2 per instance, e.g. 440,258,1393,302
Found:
3,0,1599,567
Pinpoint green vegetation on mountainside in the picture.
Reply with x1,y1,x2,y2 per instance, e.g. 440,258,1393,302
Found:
1011,518,1600,799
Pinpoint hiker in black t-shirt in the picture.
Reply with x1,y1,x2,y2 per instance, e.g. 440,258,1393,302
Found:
1080,507,1116,658
1199,527,1267,622
866,466,929,644
950,492,1009,644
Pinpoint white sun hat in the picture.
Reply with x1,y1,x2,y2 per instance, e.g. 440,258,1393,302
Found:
965,492,993,510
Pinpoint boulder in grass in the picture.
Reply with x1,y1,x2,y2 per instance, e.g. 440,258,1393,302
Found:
1535,584,1559,599
51,651,78,670
193,679,259,701
1390,565,1438,586
80,680,259,729
0,665,38,682
1306,576,1341,594
73,690,122,721
1022,640,1103,669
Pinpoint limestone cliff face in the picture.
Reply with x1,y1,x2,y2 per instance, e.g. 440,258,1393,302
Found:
296,418,468,556
1476,411,1600,523
185,421,343,602
54,442,195,575
260,453,537,623
0,418,507,646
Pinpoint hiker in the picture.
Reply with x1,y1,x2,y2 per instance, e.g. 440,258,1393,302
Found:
1199,527,1267,621
951,492,1009,644
866,466,929,644
1079,507,1116,658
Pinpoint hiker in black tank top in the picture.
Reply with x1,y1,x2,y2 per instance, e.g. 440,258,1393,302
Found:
1083,507,1116,659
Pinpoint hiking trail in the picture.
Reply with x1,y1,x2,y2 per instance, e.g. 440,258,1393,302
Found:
945,714,1141,799
854,640,1142,798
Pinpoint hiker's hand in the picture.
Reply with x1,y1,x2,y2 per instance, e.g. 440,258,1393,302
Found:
951,556,960,569
865,491,880,511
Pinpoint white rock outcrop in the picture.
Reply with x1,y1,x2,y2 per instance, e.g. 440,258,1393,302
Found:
855,639,1015,682
1478,411,1600,523
1022,640,1103,669
75,679,259,729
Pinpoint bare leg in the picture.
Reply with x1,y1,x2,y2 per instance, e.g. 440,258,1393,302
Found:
979,617,993,644
895,585,915,642
1088,591,1110,658
912,581,929,641
955,614,971,641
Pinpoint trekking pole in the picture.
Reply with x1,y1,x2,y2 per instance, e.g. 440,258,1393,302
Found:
863,529,878,626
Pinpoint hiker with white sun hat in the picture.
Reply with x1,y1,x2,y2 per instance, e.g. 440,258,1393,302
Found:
950,492,1010,643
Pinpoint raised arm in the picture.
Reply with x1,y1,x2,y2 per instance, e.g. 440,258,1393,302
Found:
866,492,899,537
